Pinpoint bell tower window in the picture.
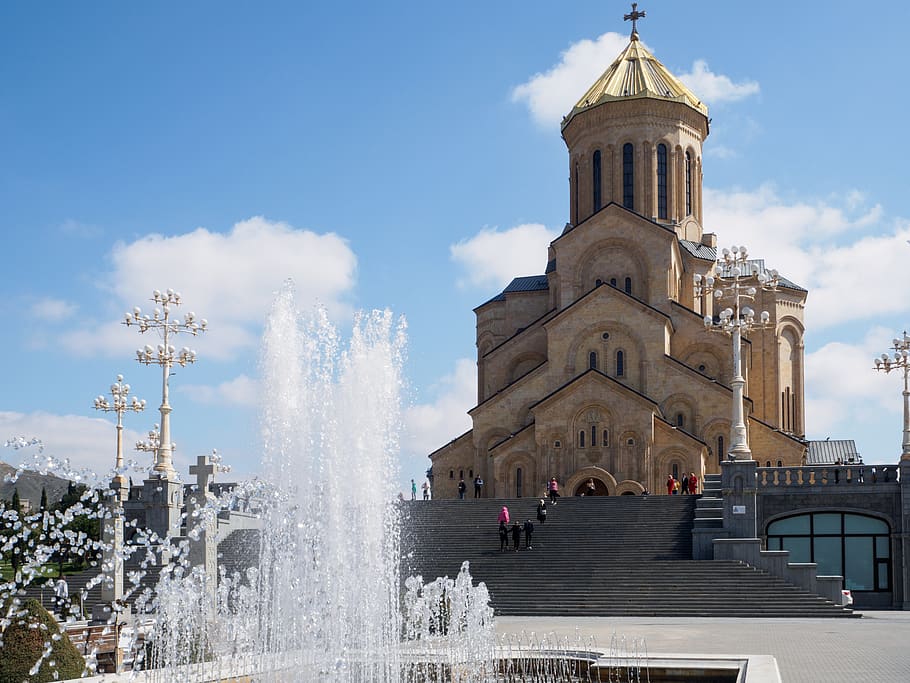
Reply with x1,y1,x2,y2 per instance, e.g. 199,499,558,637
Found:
616,350,625,377
593,150,602,212
623,143,634,210
657,143,668,219
685,151,693,216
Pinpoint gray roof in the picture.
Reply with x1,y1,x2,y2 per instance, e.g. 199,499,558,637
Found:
678,240,716,260
806,439,861,465
479,275,549,306
717,258,807,292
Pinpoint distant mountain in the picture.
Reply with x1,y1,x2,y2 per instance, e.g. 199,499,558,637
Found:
0,461,72,508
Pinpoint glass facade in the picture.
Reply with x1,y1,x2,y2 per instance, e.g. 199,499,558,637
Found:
766,512,891,592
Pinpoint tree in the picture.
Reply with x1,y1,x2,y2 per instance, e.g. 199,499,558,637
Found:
0,598,86,683
10,489,20,513
40,486,48,511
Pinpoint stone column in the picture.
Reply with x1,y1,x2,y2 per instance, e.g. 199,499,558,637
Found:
143,477,184,542
721,459,758,539
899,459,910,609
187,454,218,605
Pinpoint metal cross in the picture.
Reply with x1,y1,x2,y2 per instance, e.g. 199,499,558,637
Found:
624,3,646,35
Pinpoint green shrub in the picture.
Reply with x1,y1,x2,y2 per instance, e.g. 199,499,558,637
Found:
0,598,86,683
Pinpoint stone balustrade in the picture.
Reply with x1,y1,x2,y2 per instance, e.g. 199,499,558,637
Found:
756,464,900,489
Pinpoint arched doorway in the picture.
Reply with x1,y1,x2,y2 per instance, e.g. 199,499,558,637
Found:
574,478,609,496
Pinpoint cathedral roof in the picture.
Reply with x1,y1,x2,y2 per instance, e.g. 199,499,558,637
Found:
805,439,861,465
678,239,716,261
562,35,708,131
478,275,549,307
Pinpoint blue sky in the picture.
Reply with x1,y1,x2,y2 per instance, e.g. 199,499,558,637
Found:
3,1,910,493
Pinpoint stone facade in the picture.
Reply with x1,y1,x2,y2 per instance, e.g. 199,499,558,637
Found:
429,34,807,499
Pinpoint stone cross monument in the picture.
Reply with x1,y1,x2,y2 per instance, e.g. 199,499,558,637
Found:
187,453,218,600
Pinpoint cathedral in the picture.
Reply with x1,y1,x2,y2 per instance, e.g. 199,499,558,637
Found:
429,16,808,499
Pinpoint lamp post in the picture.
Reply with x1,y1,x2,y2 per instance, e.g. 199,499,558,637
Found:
695,245,778,461
873,332,910,460
93,375,145,502
124,289,205,480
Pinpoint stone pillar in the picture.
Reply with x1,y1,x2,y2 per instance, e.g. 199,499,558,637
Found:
721,459,758,539
99,506,123,604
143,477,184,541
899,459,910,609
187,454,218,605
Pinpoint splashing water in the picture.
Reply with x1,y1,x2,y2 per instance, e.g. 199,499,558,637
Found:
2,281,649,682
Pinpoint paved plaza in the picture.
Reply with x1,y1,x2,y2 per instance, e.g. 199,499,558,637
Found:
497,612,910,682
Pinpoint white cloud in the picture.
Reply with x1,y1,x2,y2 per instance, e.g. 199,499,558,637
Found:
30,297,77,322
450,223,558,290
677,60,759,103
179,374,259,407
0,411,148,482
704,184,902,329
804,328,895,435
512,33,760,127
402,358,476,457
512,32,630,127
56,217,357,361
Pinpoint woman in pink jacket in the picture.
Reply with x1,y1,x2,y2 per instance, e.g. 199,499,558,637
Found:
497,506,510,525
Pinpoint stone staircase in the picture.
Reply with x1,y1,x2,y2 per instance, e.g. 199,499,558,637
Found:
401,494,855,617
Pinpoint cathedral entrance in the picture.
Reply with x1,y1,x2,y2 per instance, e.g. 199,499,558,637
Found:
574,478,609,496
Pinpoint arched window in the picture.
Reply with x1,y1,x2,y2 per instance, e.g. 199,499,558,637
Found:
672,463,679,480
593,150,602,212
469,469,473,478
616,350,625,377
449,470,454,479
578,430,586,448
766,461,772,468
602,429,610,446
624,277,632,294
622,143,634,209
459,469,464,479
591,426,597,447
717,435,725,464
676,413,684,428
589,351,598,369
657,143,668,219
685,151,692,216
767,513,891,592
777,460,783,468
610,277,617,287
595,278,603,287
516,467,523,498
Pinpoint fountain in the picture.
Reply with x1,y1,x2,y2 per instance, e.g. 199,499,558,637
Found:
2,282,657,682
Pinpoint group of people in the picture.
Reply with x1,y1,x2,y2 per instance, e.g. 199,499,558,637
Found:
497,485,555,551
666,472,699,495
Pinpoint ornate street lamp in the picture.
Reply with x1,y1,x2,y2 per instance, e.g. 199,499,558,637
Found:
873,332,910,460
93,374,145,501
695,245,778,460
135,422,175,459
124,289,206,479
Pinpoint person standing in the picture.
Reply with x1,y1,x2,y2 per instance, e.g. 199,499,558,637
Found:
473,475,483,498
510,521,521,551
548,477,560,505
688,472,698,495
585,478,596,497
422,479,431,500
498,521,509,551
681,472,689,495
457,479,467,500
666,474,675,495
411,479,417,501
536,499,547,524
498,505,510,526
523,519,534,549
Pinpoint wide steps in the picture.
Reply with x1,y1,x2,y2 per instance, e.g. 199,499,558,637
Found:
402,495,853,618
